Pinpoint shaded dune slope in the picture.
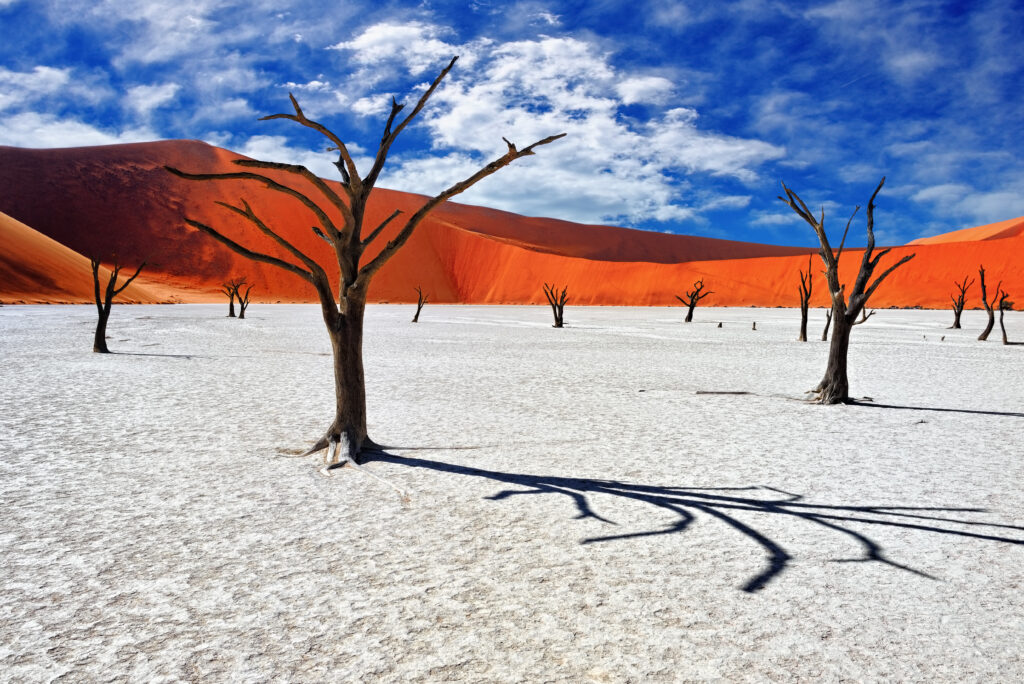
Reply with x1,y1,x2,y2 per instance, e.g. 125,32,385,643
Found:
0,141,1020,308
0,210,164,304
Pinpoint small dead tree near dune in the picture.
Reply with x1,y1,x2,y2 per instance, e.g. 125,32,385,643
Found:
948,275,973,329
676,279,713,323
779,177,915,404
90,256,146,353
237,283,255,319
998,290,1012,345
166,56,564,469
797,255,813,341
977,265,1001,342
411,286,428,323
821,308,832,341
543,283,568,328
221,277,246,317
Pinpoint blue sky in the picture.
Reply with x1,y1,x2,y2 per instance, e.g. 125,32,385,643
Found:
1,0,1022,247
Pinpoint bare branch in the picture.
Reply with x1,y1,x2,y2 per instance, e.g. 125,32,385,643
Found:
214,199,329,283
835,205,860,264
111,260,147,296
362,56,460,194
166,166,344,243
862,252,915,305
361,209,403,248
232,158,354,227
185,218,313,283
260,93,362,192
356,132,566,287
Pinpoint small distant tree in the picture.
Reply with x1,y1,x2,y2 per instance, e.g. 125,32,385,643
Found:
543,283,568,328
779,177,914,404
90,256,146,353
977,265,1001,341
821,308,832,341
797,255,813,341
948,275,973,329
238,283,254,319
167,56,564,465
676,279,713,323
221,277,246,317
998,290,1012,345
411,286,428,323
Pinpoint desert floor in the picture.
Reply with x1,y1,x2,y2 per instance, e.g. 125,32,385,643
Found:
2,304,1022,681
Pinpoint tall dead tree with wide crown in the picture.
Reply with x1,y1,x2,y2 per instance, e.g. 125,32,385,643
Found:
166,56,564,466
779,178,915,404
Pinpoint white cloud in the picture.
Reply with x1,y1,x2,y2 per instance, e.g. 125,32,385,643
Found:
331,26,783,227
125,83,181,116
232,134,372,181
0,111,157,148
616,76,675,105
0,66,71,110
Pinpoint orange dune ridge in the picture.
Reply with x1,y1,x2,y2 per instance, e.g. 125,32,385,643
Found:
0,210,164,304
0,140,1020,309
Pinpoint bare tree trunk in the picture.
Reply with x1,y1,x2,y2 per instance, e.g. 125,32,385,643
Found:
93,303,111,353
325,297,369,459
978,266,999,341
948,275,973,329
798,255,812,341
821,309,832,341
543,283,567,328
815,304,851,403
685,303,696,323
677,279,712,323
998,290,1010,345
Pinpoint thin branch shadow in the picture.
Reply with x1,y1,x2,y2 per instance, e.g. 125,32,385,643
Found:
112,351,199,359
849,401,1024,418
366,451,1024,593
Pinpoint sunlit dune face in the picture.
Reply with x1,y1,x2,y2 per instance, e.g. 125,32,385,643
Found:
0,141,1020,308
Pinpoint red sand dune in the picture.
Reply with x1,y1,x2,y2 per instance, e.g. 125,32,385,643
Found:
0,210,164,304
908,216,1024,245
0,140,1020,309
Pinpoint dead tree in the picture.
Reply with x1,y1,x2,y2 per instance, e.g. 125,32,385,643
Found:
221,277,246,317
798,255,813,341
998,290,1012,344
821,308,832,341
90,256,146,353
237,283,254,319
779,177,914,404
543,283,568,328
166,56,564,467
948,275,973,329
411,286,428,323
977,265,1001,341
676,279,713,322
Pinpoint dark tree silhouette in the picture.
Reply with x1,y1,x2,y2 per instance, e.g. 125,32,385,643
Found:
779,178,915,404
948,275,974,329
821,308,832,341
90,256,146,353
237,283,254,319
166,57,564,467
977,266,1001,342
411,286,428,323
797,255,813,341
543,283,568,328
221,277,246,317
676,279,713,323
998,289,1012,345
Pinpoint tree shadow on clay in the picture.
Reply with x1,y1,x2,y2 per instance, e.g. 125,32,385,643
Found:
367,451,1024,593
848,401,1024,418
